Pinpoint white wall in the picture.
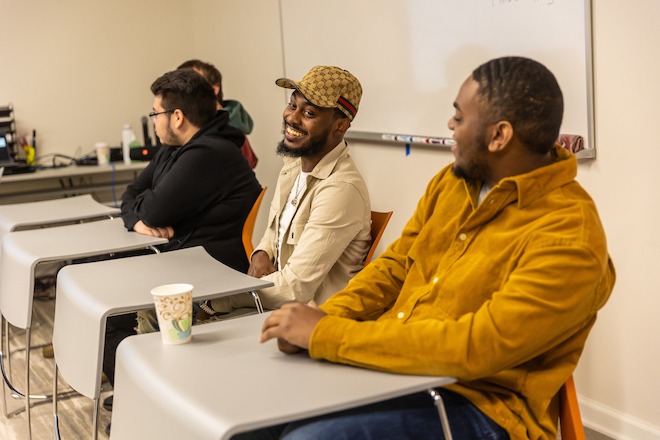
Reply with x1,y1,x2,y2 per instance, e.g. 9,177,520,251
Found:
349,4,660,438
569,2,660,439
1,1,658,439
0,0,194,159
187,0,287,232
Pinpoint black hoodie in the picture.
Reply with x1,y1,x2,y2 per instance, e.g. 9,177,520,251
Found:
121,111,261,272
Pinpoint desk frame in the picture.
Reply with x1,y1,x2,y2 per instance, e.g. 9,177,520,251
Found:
50,246,272,440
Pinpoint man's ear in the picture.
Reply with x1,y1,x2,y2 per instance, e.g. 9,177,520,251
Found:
171,109,185,129
487,121,514,153
334,117,351,135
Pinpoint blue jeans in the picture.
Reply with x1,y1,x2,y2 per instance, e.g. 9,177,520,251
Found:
233,389,509,440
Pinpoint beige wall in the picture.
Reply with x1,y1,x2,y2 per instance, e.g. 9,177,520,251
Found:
2,1,659,439
571,2,660,438
0,0,198,159
187,0,286,234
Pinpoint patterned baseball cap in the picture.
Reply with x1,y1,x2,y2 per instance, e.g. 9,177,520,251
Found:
276,66,362,121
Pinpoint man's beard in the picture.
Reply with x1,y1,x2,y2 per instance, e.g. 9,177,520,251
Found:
277,125,331,158
451,126,491,184
159,125,182,147
451,155,491,184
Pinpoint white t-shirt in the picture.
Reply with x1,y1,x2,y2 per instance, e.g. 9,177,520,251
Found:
277,171,309,270
478,182,491,205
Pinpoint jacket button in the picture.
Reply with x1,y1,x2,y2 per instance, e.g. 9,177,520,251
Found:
397,312,405,319
459,233,467,241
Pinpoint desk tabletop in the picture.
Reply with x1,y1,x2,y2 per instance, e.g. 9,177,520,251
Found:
0,218,167,329
0,161,148,183
0,194,119,237
111,313,454,440
53,246,273,399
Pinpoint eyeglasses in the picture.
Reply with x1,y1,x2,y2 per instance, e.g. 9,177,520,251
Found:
148,110,174,121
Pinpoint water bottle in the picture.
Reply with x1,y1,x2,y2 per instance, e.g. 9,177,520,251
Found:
121,124,136,165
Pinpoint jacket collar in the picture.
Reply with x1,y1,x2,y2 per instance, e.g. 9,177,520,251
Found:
281,140,349,179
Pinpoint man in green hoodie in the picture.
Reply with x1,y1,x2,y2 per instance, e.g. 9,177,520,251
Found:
178,59,258,168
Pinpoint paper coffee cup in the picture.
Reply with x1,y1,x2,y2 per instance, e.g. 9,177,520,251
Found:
95,142,110,166
150,283,193,345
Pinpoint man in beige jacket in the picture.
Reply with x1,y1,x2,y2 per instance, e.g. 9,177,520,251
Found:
199,65,371,317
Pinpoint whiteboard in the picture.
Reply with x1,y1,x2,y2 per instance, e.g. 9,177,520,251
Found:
279,0,594,154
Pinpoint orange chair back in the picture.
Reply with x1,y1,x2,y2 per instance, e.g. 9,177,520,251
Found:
365,211,393,265
559,375,587,440
242,187,267,259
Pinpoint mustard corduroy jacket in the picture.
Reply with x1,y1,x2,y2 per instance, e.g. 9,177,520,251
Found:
312,146,615,439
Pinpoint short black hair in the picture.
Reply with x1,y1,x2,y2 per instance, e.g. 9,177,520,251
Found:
472,57,564,155
151,69,217,128
177,59,223,102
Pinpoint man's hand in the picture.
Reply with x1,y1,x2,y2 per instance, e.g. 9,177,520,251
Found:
260,303,326,353
133,220,174,239
248,250,277,278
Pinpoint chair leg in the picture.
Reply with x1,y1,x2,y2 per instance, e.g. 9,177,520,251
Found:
427,388,453,440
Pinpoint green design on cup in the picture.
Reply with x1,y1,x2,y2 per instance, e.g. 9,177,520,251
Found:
170,314,192,340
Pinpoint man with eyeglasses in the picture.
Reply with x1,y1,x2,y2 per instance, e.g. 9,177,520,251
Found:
102,69,261,424
122,69,261,264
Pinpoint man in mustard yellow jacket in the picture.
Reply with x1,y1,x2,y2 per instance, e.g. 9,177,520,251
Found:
254,57,615,440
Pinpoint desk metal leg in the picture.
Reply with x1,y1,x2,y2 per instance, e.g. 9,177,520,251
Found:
1,317,64,440
25,327,32,439
0,316,8,417
53,364,61,440
91,397,99,440
53,363,99,440
428,388,453,440
250,291,264,314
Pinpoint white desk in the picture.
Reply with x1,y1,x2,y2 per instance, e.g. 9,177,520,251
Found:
111,313,455,440
0,162,148,205
0,218,167,438
52,246,272,439
53,246,273,401
0,218,167,330
0,194,119,238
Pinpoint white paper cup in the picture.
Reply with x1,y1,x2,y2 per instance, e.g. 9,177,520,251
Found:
150,283,193,345
95,142,110,166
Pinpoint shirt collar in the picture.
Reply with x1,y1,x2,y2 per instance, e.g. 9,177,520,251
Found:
495,144,578,209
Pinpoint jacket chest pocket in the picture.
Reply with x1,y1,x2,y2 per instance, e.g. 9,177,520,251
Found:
286,222,305,245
